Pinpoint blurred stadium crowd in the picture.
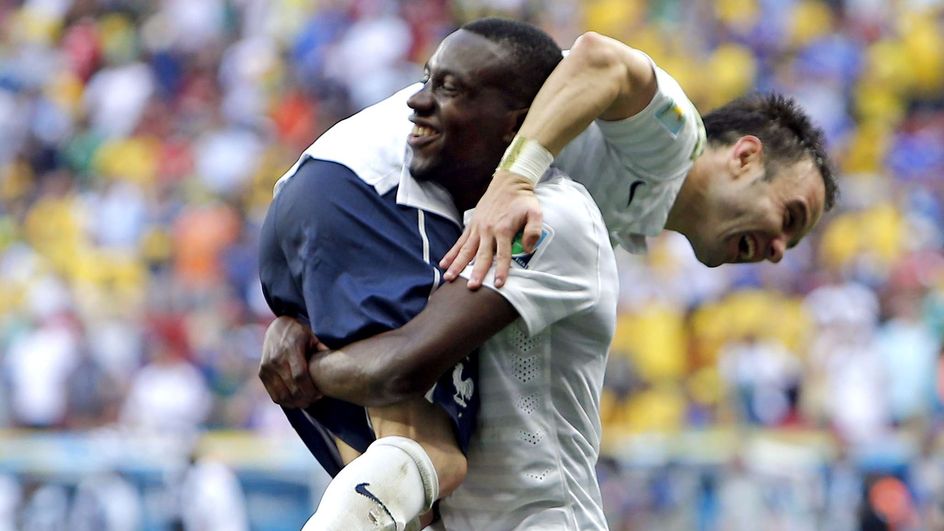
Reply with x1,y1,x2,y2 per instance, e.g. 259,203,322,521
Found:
0,0,942,529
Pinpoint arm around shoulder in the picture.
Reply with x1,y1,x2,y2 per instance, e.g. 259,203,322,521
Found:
572,31,657,121
518,32,657,154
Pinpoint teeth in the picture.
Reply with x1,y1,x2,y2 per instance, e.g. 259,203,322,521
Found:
739,235,756,261
412,125,436,137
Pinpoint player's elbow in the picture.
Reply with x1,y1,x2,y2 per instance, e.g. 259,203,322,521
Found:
571,32,624,74
570,32,638,97
367,350,436,405
379,370,431,403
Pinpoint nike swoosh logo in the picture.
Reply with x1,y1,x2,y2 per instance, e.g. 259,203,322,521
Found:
627,180,645,207
354,482,395,524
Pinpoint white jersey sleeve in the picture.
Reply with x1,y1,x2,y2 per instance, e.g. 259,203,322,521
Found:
554,59,706,253
460,170,607,336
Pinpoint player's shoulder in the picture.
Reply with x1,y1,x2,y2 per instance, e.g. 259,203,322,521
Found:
281,84,420,192
534,170,605,231
277,158,386,223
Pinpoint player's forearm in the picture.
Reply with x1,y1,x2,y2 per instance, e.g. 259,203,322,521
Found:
308,281,518,407
518,32,656,155
308,328,479,407
307,338,419,407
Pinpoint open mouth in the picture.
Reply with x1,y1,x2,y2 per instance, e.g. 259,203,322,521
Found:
736,233,757,262
408,124,440,148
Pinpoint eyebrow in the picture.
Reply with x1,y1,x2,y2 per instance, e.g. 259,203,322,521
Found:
786,203,810,249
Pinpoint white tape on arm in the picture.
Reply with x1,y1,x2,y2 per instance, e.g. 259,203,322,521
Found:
497,135,553,184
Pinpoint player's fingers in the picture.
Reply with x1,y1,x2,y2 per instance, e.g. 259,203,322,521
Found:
493,231,512,288
445,230,481,281
258,365,292,405
467,234,495,290
521,208,543,252
440,226,471,271
286,348,319,407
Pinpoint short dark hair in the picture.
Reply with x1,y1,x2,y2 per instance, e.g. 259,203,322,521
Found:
703,93,838,211
461,18,562,108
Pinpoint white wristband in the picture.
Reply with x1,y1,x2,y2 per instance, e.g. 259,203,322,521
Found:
497,135,553,184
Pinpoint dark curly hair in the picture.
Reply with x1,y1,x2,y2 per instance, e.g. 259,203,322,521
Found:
703,93,838,211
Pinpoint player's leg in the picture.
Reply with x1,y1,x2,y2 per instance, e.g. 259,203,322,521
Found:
303,397,466,531
333,435,361,464
368,398,468,495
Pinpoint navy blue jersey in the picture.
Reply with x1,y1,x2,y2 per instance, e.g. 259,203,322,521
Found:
259,158,477,476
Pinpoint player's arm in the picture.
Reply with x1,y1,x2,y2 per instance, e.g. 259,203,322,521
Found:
442,32,656,288
305,280,518,407
519,32,656,153
266,181,601,407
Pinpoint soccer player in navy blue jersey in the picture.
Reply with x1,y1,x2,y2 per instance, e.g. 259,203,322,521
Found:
260,19,565,530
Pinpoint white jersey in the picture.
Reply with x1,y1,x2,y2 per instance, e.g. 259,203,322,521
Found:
273,59,705,254
439,172,618,530
555,60,705,253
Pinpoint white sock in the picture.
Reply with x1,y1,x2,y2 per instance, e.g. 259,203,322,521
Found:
303,436,439,531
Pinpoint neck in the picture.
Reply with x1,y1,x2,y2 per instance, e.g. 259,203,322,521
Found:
442,154,503,213
445,178,489,213
664,156,709,239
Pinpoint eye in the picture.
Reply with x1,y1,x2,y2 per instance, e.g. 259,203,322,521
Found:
784,208,794,232
438,77,459,94
420,72,430,84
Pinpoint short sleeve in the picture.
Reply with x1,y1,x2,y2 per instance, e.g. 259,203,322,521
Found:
552,60,704,252
460,175,607,336
557,61,704,184
261,158,453,347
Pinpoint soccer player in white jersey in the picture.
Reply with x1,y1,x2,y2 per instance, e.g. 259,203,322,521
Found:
260,18,839,531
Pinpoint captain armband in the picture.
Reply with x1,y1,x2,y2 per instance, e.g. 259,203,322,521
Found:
497,135,553,185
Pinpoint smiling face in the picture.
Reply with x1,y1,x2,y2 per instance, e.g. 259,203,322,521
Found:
685,137,826,267
406,30,520,198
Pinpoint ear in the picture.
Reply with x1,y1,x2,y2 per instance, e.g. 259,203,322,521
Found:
729,135,764,179
502,107,530,143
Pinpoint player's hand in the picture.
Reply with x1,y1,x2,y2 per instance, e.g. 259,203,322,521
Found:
439,169,542,290
259,316,327,408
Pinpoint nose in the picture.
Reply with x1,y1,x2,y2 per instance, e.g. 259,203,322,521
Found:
767,236,785,263
407,85,434,114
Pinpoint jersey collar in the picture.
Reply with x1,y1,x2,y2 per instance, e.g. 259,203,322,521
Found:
396,147,462,226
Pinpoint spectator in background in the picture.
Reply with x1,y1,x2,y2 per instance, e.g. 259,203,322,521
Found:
19,483,70,531
804,283,889,444
718,333,801,426
68,472,142,531
3,278,79,428
876,262,940,427
179,456,249,531
120,320,211,439
64,339,121,429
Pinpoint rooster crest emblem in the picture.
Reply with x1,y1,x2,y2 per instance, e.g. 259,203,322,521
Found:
452,362,474,408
